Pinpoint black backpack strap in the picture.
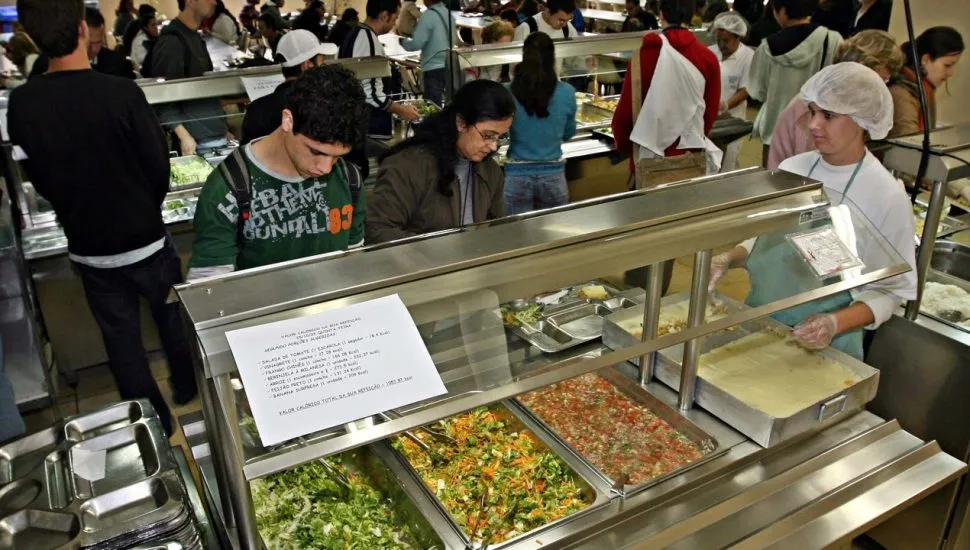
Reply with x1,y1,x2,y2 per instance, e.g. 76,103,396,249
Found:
341,157,362,208
218,148,253,253
526,16,538,34
819,33,829,71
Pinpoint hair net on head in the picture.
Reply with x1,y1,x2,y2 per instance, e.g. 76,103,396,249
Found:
711,12,748,37
799,62,894,140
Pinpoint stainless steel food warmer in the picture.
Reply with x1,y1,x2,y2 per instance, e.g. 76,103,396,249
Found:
173,167,966,549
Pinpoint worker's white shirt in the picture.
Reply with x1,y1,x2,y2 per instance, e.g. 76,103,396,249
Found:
776,150,918,329
710,43,753,120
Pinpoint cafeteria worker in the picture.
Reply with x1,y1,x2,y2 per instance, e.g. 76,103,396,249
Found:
707,62,917,360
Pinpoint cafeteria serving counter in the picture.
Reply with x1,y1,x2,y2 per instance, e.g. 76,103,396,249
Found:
173,168,965,549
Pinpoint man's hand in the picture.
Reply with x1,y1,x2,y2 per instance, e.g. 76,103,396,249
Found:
174,124,198,156
392,102,421,122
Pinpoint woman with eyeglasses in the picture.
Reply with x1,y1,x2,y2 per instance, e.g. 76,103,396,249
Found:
504,33,577,215
367,80,516,245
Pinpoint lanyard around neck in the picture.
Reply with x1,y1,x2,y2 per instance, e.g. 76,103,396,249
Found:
808,154,865,206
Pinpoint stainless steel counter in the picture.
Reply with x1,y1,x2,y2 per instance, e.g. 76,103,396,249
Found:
179,377,965,549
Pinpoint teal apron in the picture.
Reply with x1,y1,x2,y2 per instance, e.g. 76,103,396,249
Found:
745,158,865,360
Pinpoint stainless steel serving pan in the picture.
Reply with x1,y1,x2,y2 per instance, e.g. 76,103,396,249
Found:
384,402,610,550
512,365,722,497
603,293,880,447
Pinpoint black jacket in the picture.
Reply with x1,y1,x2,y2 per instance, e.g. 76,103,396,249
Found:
8,70,170,256
851,0,892,34
241,80,292,144
29,49,136,80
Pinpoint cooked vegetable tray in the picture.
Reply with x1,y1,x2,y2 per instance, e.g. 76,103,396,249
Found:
386,403,609,549
513,366,721,496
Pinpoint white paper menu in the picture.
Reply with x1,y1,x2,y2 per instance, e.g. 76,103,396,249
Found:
241,73,287,101
226,294,446,446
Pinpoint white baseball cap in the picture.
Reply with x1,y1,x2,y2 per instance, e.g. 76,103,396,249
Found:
276,30,339,68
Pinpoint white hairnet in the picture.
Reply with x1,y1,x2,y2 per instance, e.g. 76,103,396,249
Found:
711,12,748,37
799,62,894,140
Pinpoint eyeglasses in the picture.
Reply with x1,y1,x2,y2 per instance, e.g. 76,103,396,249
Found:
472,125,509,145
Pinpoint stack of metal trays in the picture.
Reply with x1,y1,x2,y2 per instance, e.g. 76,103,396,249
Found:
603,292,880,447
0,400,202,550
499,281,639,353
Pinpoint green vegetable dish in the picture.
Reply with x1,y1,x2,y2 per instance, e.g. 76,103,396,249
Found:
251,451,441,550
417,102,440,118
500,304,543,327
170,157,214,186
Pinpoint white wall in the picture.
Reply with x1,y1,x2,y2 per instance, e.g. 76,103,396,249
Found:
890,0,970,125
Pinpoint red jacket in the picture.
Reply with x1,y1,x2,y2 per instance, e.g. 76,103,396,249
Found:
612,28,721,167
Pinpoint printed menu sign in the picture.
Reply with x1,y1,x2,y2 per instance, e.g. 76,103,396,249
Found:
226,294,446,446
788,227,865,278
241,73,287,101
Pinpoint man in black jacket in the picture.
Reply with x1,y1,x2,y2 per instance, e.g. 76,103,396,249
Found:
10,0,197,436
149,0,228,155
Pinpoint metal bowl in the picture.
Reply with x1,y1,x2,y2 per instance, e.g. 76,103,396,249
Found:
932,241,970,282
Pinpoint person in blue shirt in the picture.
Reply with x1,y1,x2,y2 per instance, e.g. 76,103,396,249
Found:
504,33,577,215
572,6,585,33
402,0,457,105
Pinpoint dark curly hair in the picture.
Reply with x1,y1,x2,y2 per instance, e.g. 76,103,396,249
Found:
284,65,369,149
381,80,515,197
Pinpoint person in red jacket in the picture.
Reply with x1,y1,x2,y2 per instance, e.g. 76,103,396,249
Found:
611,0,720,293
612,0,720,182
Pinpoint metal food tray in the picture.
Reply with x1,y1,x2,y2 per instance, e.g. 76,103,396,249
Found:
913,203,968,243
920,269,970,333
168,156,214,192
502,281,636,353
575,102,614,131
385,402,610,550
602,293,880,448
250,445,447,550
0,400,196,550
512,365,722,497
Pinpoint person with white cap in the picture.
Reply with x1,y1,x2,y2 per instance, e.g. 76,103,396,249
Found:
709,11,754,172
242,29,338,144
707,62,917,360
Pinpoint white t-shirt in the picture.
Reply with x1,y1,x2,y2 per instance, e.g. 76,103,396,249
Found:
514,13,578,42
772,150,917,329
132,30,150,68
514,14,582,74
710,43,754,120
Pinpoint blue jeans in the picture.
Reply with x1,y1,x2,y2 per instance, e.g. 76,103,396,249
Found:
504,171,569,215
423,69,447,107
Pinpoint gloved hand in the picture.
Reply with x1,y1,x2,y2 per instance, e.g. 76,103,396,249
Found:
708,252,734,294
719,101,729,114
791,314,839,350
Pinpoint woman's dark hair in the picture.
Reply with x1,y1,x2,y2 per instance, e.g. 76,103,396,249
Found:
137,3,156,18
116,0,134,16
901,26,965,67
518,0,540,18
512,33,557,117
122,13,154,56
381,80,515,197
499,8,519,25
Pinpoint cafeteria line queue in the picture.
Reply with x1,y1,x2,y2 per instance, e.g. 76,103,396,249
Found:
4,0,970,548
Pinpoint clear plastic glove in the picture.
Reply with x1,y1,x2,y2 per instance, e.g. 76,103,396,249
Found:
179,134,198,157
708,252,733,293
791,314,839,350
718,101,729,114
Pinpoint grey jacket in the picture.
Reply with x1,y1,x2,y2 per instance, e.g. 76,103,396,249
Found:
367,145,506,244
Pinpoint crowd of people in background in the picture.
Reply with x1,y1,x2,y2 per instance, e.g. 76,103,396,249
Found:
0,0,966,440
